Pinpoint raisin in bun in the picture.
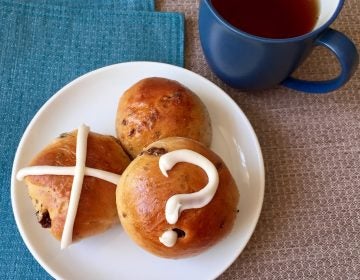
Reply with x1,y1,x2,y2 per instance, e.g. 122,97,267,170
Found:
116,137,239,258
115,77,212,158
21,130,131,242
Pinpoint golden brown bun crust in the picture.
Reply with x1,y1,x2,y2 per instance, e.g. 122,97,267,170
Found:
115,77,212,158
116,137,239,258
24,131,131,242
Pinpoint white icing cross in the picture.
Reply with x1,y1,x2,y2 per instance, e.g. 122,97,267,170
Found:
61,124,89,249
16,166,121,185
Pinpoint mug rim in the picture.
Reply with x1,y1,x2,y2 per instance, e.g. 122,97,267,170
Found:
203,0,345,43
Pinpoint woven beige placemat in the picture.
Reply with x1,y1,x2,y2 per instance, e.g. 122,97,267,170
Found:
158,0,360,279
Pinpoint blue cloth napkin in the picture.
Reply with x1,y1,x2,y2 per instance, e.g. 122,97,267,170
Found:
10,0,155,10
0,0,184,278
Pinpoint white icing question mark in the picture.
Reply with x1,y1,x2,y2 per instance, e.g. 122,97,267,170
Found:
159,149,219,225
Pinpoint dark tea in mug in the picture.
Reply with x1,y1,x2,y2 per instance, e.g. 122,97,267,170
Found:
211,0,320,39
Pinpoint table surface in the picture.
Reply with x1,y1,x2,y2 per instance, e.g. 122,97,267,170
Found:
157,0,360,279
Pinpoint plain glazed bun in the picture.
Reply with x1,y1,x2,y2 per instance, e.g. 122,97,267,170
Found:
23,130,131,242
116,137,239,258
115,77,212,158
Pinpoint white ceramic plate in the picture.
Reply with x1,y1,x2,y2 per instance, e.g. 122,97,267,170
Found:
11,62,264,280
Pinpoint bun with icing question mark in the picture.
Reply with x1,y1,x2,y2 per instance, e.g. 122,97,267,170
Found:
116,137,239,258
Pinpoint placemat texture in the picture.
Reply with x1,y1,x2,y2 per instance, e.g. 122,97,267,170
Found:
157,0,360,279
0,1,184,278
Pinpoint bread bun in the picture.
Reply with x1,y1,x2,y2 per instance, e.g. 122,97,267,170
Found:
115,77,212,158
116,137,239,258
23,130,131,242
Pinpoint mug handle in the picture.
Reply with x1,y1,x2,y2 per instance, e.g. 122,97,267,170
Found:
282,28,359,94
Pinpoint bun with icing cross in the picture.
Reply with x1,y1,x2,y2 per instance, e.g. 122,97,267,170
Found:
17,128,130,245
116,137,239,258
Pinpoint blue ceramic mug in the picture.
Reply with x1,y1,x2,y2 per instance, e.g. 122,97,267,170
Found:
199,0,359,93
